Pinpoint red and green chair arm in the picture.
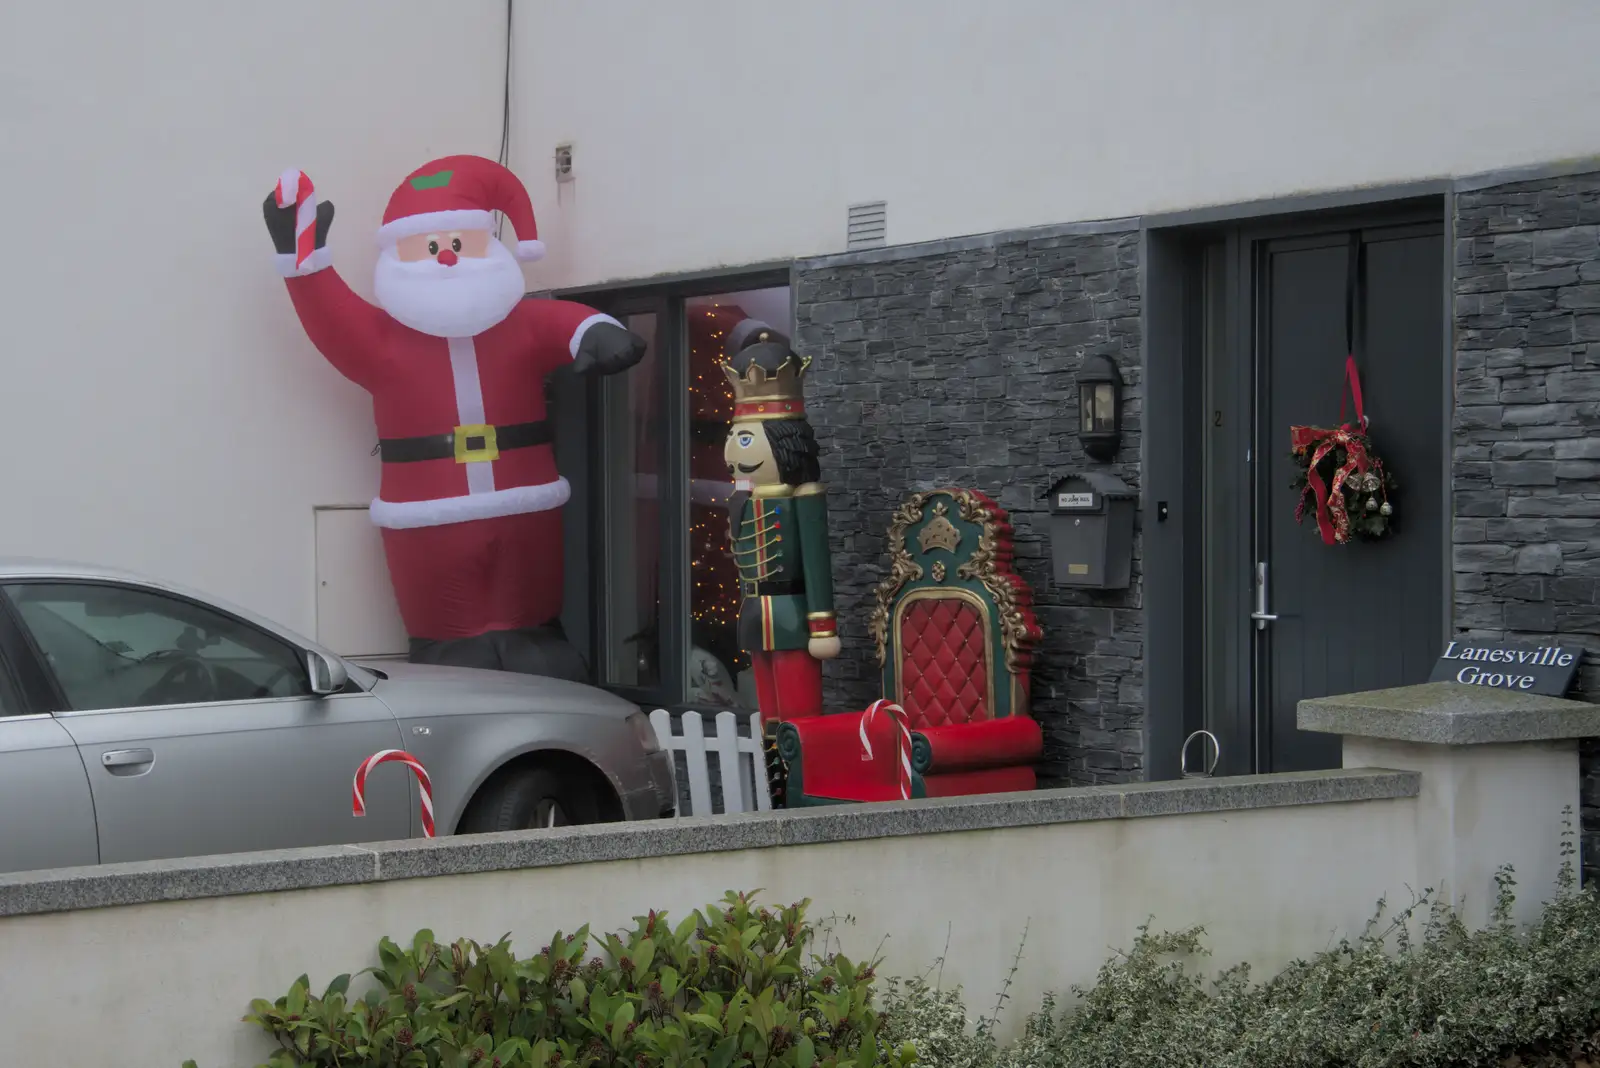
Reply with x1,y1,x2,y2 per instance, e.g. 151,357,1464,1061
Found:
910,715,1044,775
776,711,927,806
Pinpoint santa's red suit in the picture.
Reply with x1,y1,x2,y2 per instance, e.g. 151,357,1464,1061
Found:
265,155,644,674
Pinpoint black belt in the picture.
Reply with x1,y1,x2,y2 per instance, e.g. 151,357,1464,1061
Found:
742,579,803,597
378,421,551,463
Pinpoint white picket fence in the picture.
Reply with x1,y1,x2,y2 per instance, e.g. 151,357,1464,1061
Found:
648,709,772,817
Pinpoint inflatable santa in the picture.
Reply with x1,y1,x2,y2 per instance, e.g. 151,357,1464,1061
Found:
263,154,646,678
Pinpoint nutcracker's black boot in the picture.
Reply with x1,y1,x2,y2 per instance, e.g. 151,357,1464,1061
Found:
407,624,589,683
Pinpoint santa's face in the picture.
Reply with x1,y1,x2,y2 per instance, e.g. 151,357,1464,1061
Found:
373,228,527,338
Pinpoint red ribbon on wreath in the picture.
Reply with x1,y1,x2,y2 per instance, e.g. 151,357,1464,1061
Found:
1291,357,1376,546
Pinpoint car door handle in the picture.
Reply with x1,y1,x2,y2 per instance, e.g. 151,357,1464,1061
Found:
101,748,155,769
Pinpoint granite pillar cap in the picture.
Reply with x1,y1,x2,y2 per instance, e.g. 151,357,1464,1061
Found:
1297,681,1600,745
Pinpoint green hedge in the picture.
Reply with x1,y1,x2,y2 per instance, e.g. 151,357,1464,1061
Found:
879,856,1600,1068
189,845,1599,1067
186,891,914,1068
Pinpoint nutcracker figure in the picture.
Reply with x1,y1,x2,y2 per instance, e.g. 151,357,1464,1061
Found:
721,322,838,725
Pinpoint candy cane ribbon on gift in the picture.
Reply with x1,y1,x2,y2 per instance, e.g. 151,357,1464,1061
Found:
352,749,435,837
274,168,318,271
857,699,915,801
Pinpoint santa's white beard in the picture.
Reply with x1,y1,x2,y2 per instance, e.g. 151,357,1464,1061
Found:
372,240,527,338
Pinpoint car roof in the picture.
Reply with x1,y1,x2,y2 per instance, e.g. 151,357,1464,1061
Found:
0,556,339,661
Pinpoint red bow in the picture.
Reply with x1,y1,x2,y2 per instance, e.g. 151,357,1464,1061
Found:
1290,424,1372,545
1291,355,1377,546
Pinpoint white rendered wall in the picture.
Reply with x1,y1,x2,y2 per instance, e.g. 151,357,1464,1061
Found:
516,0,1600,289
0,797,1419,1065
0,0,507,637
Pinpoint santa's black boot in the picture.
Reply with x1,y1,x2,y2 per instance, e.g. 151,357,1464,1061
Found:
407,624,589,683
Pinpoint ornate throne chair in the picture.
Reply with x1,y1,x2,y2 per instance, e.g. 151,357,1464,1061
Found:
777,487,1045,805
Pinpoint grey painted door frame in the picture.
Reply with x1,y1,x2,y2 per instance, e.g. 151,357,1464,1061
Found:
1141,186,1456,781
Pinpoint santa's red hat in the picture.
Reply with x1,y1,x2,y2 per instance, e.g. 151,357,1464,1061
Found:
376,155,545,262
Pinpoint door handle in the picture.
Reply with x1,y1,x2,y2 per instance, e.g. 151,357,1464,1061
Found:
1251,561,1278,631
101,748,155,769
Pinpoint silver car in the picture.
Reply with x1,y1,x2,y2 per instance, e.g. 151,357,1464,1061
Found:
0,558,675,876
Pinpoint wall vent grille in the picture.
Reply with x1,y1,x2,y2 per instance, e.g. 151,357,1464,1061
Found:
847,201,887,250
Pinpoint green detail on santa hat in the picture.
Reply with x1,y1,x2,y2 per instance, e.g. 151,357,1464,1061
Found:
409,170,454,191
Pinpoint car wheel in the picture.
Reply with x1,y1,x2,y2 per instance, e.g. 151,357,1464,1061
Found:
458,765,600,833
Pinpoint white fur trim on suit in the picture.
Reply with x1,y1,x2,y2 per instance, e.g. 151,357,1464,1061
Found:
274,246,333,277
515,239,546,262
376,209,496,247
569,313,625,358
368,477,572,530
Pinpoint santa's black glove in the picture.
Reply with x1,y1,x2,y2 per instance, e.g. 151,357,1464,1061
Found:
263,193,335,255
571,321,647,376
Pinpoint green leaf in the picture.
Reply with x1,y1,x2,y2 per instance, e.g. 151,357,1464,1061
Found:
409,169,455,191
709,1035,739,1068
494,1038,531,1063
684,1012,724,1034
284,980,308,1017
794,1034,816,1068
570,977,588,1006
323,973,352,1000
611,1000,636,1046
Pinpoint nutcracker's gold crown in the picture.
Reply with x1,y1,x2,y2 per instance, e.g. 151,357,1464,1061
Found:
722,331,811,421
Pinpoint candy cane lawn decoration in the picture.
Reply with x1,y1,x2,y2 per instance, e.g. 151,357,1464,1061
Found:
353,749,435,838
857,699,915,801
274,168,318,272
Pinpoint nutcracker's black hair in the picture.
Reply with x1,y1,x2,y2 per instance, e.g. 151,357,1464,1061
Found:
767,419,821,487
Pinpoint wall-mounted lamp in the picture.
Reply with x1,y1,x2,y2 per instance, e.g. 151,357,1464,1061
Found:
1077,352,1123,462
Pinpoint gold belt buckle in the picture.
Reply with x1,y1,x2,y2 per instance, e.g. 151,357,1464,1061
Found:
453,424,499,464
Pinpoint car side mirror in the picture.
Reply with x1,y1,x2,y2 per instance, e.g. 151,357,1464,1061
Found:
307,650,349,696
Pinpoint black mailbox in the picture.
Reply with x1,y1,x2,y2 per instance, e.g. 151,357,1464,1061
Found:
1045,473,1136,590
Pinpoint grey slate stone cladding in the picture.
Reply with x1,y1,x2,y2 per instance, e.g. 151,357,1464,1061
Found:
787,169,1600,867
793,226,1144,786
1454,169,1600,875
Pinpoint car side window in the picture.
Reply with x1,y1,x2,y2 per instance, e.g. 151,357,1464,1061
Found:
2,583,313,711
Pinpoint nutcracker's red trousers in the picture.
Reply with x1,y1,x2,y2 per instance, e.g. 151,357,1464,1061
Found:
750,649,823,723
380,511,563,640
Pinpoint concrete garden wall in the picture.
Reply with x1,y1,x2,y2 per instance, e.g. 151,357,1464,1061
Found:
0,684,1591,1066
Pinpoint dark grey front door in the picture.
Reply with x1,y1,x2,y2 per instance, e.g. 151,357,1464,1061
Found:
1205,216,1447,774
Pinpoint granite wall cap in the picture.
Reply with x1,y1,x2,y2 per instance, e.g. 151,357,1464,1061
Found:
0,844,378,918
1298,681,1600,745
0,769,1417,919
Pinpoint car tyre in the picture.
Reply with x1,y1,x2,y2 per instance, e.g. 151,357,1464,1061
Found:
458,765,600,833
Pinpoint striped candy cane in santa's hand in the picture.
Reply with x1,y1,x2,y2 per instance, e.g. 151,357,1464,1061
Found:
275,168,318,272
353,749,435,838
858,699,915,801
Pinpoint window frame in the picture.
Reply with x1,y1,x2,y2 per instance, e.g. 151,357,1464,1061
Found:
562,265,793,712
0,579,322,714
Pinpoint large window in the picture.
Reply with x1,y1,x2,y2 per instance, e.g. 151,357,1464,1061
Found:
586,276,792,710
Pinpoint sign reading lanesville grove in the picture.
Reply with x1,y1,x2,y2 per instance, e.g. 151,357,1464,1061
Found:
1428,639,1583,697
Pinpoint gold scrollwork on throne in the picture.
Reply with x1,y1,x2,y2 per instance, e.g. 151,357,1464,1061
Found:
869,488,1037,676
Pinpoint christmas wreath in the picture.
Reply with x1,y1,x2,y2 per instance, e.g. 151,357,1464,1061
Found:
1289,371,1397,545
1288,234,1396,545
